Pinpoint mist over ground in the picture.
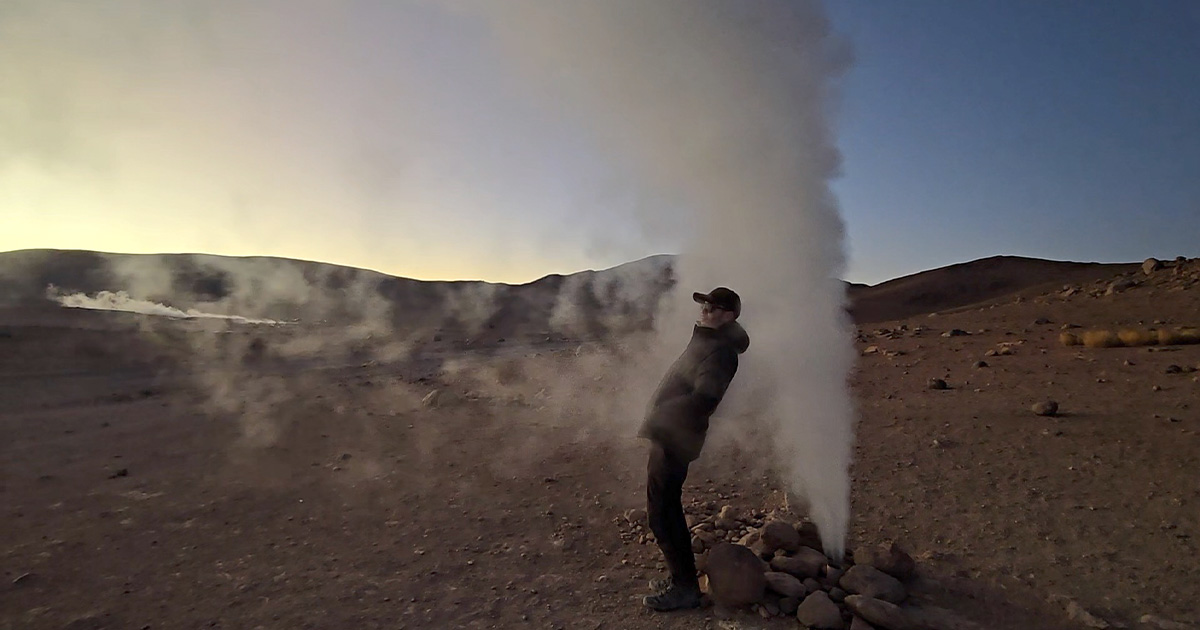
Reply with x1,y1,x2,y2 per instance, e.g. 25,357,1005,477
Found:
3,0,857,555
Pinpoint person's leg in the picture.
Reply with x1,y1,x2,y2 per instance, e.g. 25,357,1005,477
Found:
645,441,701,610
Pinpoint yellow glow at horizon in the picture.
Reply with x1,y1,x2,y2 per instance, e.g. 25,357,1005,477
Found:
2,165,575,286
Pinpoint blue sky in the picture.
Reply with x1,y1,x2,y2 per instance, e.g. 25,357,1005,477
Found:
3,1,1198,285
828,0,1200,282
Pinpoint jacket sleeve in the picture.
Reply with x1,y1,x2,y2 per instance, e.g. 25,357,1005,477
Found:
691,347,738,416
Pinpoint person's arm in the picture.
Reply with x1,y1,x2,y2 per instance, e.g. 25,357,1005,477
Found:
647,349,736,422
691,347,737,414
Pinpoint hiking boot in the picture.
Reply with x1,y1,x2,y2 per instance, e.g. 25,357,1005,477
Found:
642,584,702,612
647,576,673,593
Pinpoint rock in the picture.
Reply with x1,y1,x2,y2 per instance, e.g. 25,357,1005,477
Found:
64,616,106,630
1165,364,1184,374
715,505,740,530
797,521,824,550
1048,595,1109,629
1138,614,1194,630
761,520,801,553
1064,600,1109,628
830,587,847,602
850,617,876,630
761,598,781,617
705,543,767,608
107,468,129,479
825,565,847,587
927,378,948,390
1032,400,1059,417
941,329,969,337
780,596,801,615
1143,258,1164,275
803,577,822,593
692,536,705,553
421,389,441,408
844,595,917,630
858,542,916,580
1107,278,1137,295
984,349,998,357
12,572,36,587
863,345,881,355
771,546,827,579
797,591,845,629
764,571,806,598
623,508,647,525
840,565,907,604
1034,317,1053,325
973,360,988,368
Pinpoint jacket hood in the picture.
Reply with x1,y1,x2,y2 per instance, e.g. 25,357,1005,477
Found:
721,321,750,354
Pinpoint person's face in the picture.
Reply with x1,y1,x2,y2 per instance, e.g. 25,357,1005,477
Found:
698,303,733,328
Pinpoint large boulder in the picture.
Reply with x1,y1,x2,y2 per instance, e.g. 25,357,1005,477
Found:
797,521,824,550
857,542,916,580
840,565,907,604
797,591,844,629
761,520,801,553
770,546,827,579
1143,258,1163,275
705,543,766,607
763,571,806,599
844,595,917,630
850,617,876,630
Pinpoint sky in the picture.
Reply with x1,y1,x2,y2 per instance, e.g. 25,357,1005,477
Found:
2,1,1198,286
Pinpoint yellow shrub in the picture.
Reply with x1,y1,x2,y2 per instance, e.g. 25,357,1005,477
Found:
1082,330,1123,348
1059,332,1082,346
1160,328,1200,346
1118,328,1158,347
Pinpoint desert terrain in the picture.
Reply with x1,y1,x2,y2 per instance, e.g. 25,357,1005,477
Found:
2,251,1198,630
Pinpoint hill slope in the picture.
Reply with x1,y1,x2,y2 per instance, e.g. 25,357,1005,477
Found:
847,255,1137,323
0,249,1149,330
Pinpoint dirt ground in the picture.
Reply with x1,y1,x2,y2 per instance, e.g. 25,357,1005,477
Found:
2,270,1198,630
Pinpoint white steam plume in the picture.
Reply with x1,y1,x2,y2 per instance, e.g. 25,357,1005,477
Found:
51,288,284,325
471,0,857,558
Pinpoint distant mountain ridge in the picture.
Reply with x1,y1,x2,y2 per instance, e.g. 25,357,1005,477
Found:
0,249,1139,330
845,255,1138,323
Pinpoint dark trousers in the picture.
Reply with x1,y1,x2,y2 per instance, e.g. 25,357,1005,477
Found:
647,441,697,589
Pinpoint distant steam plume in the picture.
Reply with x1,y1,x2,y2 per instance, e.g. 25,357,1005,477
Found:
51,288,284,325
471,0,857,558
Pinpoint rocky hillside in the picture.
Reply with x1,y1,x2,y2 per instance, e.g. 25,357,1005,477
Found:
0,249,1181,334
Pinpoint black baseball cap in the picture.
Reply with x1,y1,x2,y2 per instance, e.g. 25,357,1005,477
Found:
692,287,741,317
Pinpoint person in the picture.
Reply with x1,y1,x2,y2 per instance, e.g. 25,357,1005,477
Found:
637,286,750,611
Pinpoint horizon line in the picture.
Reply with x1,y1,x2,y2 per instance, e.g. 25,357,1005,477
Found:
0,246,1157,288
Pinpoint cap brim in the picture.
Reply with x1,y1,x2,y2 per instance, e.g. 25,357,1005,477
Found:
692,292,711,304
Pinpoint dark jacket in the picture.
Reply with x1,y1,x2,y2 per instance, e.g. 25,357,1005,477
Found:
638,321,750,461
